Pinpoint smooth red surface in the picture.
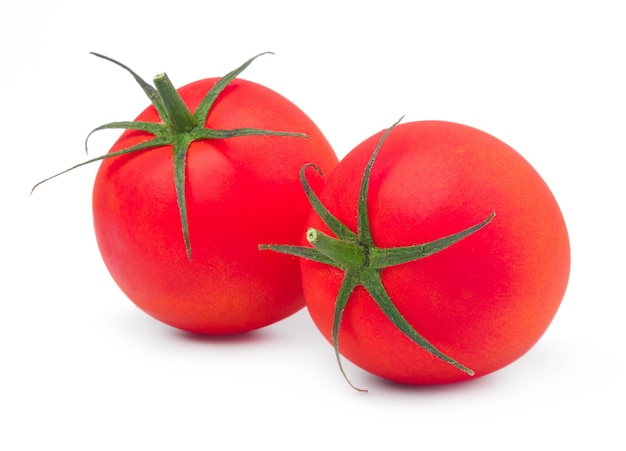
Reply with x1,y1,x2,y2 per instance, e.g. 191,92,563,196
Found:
92,78,338,334
301,121,570,384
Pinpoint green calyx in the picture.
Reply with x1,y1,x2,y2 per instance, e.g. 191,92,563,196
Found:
31,52,309,259
260,117,495,392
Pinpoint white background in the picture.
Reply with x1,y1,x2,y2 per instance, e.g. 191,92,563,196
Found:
2,1,624,449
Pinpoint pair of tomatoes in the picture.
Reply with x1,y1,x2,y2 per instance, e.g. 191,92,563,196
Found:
39,53,570,389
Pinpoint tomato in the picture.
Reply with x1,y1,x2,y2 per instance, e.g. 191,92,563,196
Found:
262,119,569,389
37,53,338,334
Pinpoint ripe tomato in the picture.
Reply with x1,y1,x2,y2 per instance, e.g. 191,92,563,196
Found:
41,53,338,334
264,119,569,389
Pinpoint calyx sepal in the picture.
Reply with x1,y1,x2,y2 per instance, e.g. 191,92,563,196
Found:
260,117,495,391
32,52,309,259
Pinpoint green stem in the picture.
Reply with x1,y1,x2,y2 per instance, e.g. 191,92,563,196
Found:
307,228,367,270
153,72,195,133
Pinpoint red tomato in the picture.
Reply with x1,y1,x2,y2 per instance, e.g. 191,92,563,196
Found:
294,120,569,386
86,55,338,334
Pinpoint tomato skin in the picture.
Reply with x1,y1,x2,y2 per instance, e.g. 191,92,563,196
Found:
92,77,338,334
300,121,570,384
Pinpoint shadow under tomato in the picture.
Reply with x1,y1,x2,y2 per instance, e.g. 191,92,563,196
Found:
170,327,275,346
363,370,500,395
